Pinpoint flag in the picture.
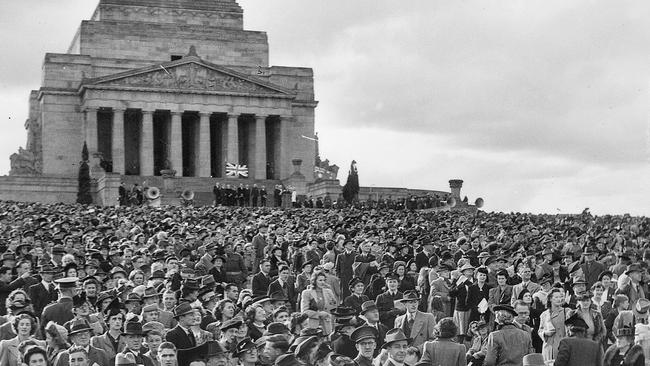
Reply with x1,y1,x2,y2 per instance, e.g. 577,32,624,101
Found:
226,162,248,178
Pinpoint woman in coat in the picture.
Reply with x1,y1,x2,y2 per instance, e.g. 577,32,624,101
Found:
538,288,568,363
44,321,69,366
0,313,46,366
300,271,338,334
604,325,644,366
420,317,467,366
574,292,606,346
393,261,416,293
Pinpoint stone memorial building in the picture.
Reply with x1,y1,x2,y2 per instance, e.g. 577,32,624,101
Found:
3,0,319,204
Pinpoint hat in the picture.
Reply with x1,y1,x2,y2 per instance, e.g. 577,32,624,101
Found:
295,335,319,356
201,275,216,288
459,263,475,272
115,353,136,366
323,262,334,271
205,340,227,357
72,293,89,308
564,312,589,330
572,278,588,286
103,297,123,320
234,337,256,357
142,303,159,313
150,270,166,280
329,354,356,366
348,277,364,289
122,320,144,336
538,273,553,286
54,277,79,289
220,318,243,331
493,304,518,317
182,279,201,290
522,353,545,366
252,296,272,307
583,247,598,255
110,267,127,278
125,293,142,304
598,270,613,281
360,300,378,315
275,353,305,366
335,315,366,332
350,325,379,343
635,298,650,319
626,263,643,275
142,321,165,335
142,287,160,299
68,319,93,335
477,251,490,259
384,272,399,282
38,264,58,274
331,307,356,318
269,291,288,302
382,328,411,348
437,264,453,272
398,290,420,302
265,322,290,336
52,245,66,254
172,302,195,318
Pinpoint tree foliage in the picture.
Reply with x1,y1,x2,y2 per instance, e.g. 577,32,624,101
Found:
342,160,359,203
77,142,93,204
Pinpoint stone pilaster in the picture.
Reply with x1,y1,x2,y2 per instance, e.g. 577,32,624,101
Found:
254,115,267,180
170,111,183,176
140,110,154,176
198,112,212,177
226,114,239,167
85,107,98,154
278,115,291,180
111,108,125,174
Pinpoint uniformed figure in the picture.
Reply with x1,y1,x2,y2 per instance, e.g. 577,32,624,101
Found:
351,325,379,366
484,305,534,366
41,277,78,336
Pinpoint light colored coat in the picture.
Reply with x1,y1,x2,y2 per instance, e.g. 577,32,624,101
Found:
300,287,338,334
394,310,437,349
0,337,46,366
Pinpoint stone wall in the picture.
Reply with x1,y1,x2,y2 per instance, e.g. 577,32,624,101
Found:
76,20,269,67
0,176,81,203
40,94,85,176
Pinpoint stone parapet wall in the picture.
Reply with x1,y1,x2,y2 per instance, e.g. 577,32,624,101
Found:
0,176,82,204
76,20,268,67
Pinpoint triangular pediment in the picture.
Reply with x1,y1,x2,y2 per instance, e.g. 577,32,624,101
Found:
82,57,294,97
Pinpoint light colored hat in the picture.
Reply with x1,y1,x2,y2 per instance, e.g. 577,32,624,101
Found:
45,321,68,343
115,352,136,366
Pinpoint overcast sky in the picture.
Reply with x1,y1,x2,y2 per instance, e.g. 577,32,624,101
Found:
0,0,648,215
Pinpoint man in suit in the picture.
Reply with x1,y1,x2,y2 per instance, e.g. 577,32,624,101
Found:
120,320,155,366
429,264,453,316
510,265,541,306
353,241,378,285
252,258,273,297
351,325,379,366
581,247,606,288
375,273,406,329
41,277,77,335
393,291,436,349
554,312,604,366
268,265,296,309
336,240,357,299
165,302,197,350
56,319,110,366
29,264,58,315
414,243,435,271
358,301,389,356
381,329,410,366
91,298,127,361
620,264,646,308
251,225,267,273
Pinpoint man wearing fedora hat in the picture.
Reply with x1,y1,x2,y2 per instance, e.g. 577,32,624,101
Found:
581,247,606,289
394,291,436,348
484,305,533,366
619,263,645,308
28,263,59,315
381,329,411,366
165,302,198,350
54,319,110,366
359,300,389,351
120,319,155,366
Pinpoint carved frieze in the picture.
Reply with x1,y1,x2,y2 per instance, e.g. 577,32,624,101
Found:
101,63,277,94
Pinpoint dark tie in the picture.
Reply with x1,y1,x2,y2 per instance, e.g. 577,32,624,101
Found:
48,283,55,296
403,316,414,336
188,330,196,347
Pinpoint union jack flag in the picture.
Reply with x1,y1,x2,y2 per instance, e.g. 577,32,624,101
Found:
225,162,248,178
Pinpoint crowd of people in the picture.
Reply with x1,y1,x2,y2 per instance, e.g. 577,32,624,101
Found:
0,200,647,366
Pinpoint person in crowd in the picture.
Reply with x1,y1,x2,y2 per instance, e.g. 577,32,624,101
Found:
0,313,46,366
484,305,534,366
300,271,337,334
450,263,475,337
375,272,406,329
539,288,569,363
605,294,629,345
350,325,378,366
420,317,466,365
394,291,436,348
604,321,644,366
45,321,69,365
573,292,606,346
54,319,109,366
343,277,369,315
553,312,603,366
23,346,49,366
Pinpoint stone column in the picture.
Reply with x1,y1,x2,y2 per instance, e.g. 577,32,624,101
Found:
226,114,239,166
140,110,154,176
198,112,212,177
278,115,290,180
170,111,183,176
84,107,98,153
111,108,125,174
254,115,267,179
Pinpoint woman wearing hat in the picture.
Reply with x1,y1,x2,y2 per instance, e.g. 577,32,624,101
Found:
393,261,416,293
343,277,369,315
295,335,320,366
449,262,475,336
0,313,45,366
573,292,606,345
604,320,644,366
421,317,467,365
